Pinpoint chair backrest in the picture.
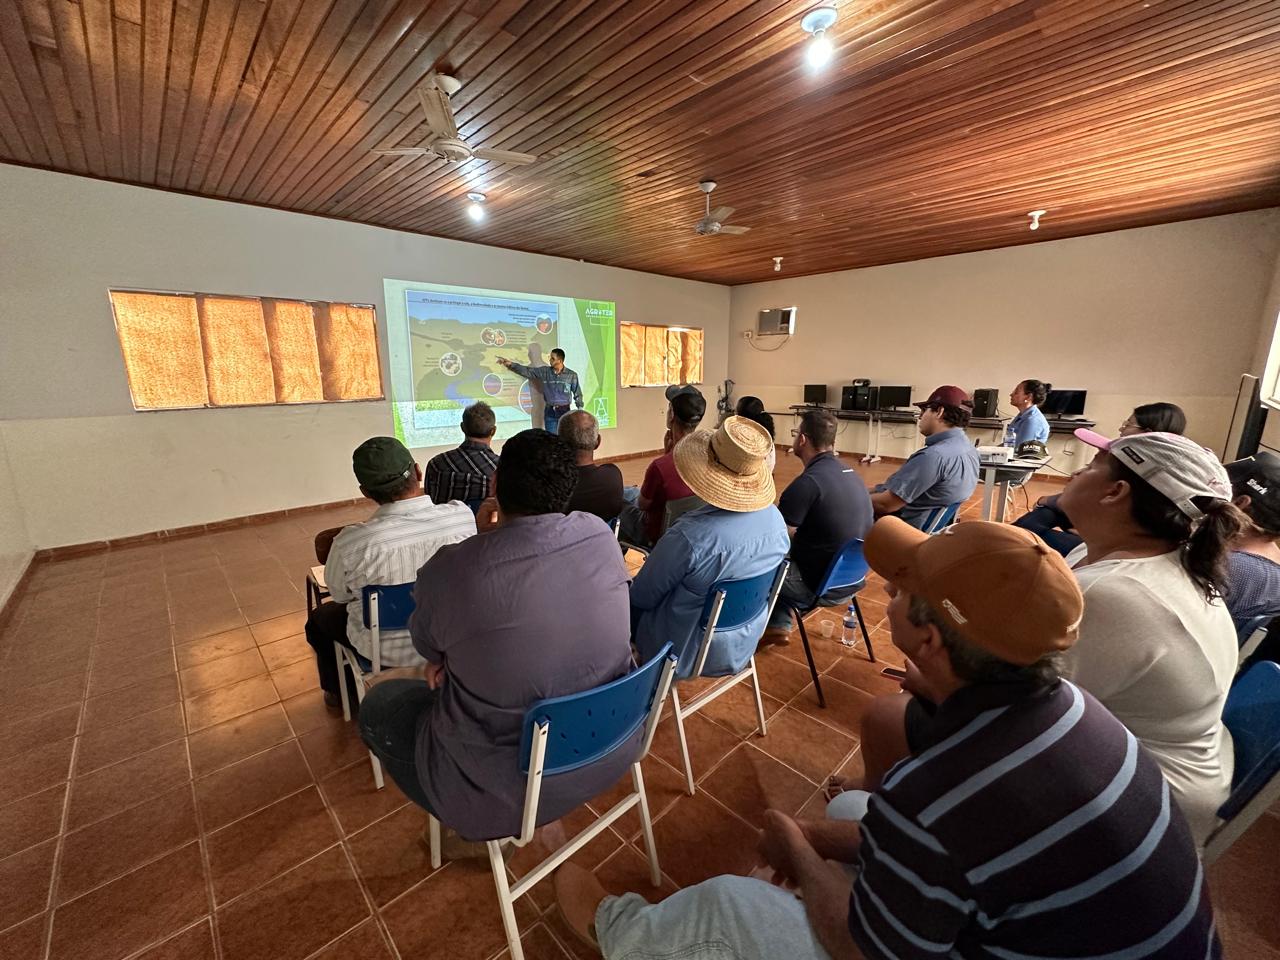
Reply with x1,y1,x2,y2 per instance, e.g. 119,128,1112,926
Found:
690,562,788,677
1236,614,1271,647
361,583,416,672
663,495,705,532
1236,614,1271,672
515,645,678,843
1218,660,1280,820
817,538,869,597
607,515,622,539
919,502,961,534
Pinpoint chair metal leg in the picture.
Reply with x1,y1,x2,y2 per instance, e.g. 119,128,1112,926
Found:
748,657,768,736
793,610,826,708
488,840,524,960
349,675,384,790
852,597,875,663
428,815,442,869
631,763,662,886
333,643,351,722
670,686,696,795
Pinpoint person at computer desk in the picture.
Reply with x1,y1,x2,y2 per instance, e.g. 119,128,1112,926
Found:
1009,379,1051,446
868,385,979,528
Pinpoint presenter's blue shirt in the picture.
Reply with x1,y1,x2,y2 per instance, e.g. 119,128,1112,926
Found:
875,428,979,529
1011,405,1050,446
507,361,583,408
632,503,789,679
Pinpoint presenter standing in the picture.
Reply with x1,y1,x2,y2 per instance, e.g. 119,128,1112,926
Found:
497,348,583,434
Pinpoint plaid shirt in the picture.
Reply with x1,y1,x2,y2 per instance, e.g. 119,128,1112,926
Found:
425,440,500,504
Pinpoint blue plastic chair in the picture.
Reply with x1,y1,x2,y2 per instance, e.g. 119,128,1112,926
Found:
918,502,962,534
334,582,417,789
1236,614,1272,673
1204,661,1280,863
426,645,678,960
779,539,874,710
670,562,789,795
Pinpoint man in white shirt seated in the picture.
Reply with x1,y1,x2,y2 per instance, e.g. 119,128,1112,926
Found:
304,437,477,710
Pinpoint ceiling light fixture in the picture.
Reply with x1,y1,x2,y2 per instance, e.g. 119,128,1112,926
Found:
773,256,784,272
467,192,486,222
801,7,838,70
1028,209,1047,231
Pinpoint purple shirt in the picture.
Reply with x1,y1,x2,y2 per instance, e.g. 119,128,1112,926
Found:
409,511,635,840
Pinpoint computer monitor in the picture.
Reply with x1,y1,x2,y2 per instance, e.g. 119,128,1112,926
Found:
1043,389,1087,417
803,384,828,404
877,385,913,410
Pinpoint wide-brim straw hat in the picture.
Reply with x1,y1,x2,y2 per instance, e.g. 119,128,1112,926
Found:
672,415,776,512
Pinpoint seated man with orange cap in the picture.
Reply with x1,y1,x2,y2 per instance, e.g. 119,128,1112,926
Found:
555,519,1222,960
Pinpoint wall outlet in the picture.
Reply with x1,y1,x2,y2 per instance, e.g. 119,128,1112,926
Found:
741,330,753,340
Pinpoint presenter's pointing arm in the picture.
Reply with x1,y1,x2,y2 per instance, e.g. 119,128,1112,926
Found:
505,359,533,378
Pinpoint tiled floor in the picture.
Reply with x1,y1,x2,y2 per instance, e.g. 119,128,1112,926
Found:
0,452,1276,960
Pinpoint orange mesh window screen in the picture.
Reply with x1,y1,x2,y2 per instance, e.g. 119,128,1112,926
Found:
110,291,210,409
262,299,323,403
666,330,683,384
196,295,276,406
643,325,668,385
680,329,704,384
620,322,645,387
619,322,704,388
316,303,383,401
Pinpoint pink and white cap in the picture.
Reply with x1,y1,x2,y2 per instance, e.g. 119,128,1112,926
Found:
1073,429,1232,519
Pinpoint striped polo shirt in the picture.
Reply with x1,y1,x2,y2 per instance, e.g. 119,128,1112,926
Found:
850,679,1222,960
424,439,500,505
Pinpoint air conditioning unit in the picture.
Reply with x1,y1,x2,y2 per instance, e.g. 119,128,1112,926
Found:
757,307,796,337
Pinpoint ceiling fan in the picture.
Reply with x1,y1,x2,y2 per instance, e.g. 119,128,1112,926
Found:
693,181,750,236
374,73,538,166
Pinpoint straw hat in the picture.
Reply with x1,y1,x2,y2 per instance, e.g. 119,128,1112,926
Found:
672,415,776,512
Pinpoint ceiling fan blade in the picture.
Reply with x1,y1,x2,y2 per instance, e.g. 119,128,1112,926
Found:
709,205,735,222
472,147,539,165
375,147,430,156
719,225,751,235
418,82,459,139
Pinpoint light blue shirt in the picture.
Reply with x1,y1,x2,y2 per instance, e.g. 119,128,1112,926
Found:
875,428,980,528
632,504,789,679
1011,405,1050,446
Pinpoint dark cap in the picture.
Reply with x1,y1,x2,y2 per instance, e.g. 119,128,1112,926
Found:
665,384,703,403
1227,451,1280,513
670,390,706,427
352,437,415,492
915,385,974,410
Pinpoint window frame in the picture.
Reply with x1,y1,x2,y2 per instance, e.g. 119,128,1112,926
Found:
619,320,705,388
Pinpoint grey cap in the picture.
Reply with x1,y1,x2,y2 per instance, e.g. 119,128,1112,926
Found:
665,384,703,402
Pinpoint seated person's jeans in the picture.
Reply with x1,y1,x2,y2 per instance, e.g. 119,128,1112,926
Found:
357,679,438,815
766,565,853,632
1012,501,1082,557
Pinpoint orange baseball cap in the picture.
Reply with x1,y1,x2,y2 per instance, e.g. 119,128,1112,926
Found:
864,518,1084,666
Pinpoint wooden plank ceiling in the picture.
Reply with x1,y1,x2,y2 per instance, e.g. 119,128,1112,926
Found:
1,0,1278,284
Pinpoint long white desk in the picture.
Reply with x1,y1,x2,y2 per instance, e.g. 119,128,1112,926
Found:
979,456,1051,522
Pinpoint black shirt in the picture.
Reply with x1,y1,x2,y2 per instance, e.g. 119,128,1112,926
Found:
778,451,873,590
566,462,624,522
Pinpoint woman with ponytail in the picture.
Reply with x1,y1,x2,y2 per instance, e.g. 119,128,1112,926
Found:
1057,429,1244,843
1008,378,1051,446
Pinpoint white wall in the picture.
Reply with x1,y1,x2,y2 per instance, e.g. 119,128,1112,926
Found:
0,165,729,548
0,430,33,608
729,210,1280,473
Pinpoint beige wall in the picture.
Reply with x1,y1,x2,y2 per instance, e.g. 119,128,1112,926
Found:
0,165,729,548
0,431,33,608
729,210,1280,471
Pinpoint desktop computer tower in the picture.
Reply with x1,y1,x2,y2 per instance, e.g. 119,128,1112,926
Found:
841,386,857,411
851,385,879,411
972,388,999,418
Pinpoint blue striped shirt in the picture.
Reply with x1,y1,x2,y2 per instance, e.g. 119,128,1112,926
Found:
849,679,1221,960
507,361,583,408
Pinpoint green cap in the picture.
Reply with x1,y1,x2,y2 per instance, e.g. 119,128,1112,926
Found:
352,437,415,492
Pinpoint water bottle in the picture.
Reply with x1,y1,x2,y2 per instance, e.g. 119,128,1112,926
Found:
840,604,859,648
1003,422,1017,449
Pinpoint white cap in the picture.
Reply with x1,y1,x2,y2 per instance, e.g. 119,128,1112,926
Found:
1074,430,1231,519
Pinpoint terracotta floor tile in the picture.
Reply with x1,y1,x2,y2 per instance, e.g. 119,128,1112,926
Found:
1209,809,1280,949
242,598,304,626
825,653,905,697
282,689,340,735
131,920,217,960
381,859,535,960
179,647,267,697
174,627,256,671
184,674,280,733
0,837,56,930
215,845,369,960
649,792,761,888
0,737,75,806
0,672,86,717
497,923,575,960
0,703,81,763
250,612,308,646
172,610,247,644
513,805,624,912
0,783,66,859
0,912,46,960
306,920,396,959
754,649,823,703
700,743,817,828
695,680,784,738
87,650,177,698
195,740,312,831
298,720,370,779
648,713,741,787
48,843,207,960
320,759,410,836
754,706,856,784
82,674,180,732
793,676,876,739
259,633,311,672
187,703,293,777
769,627,846,674
67,739,190,830
92,625,175,659
75,702,186,775
58,785,198,903
587,755,689,843
270,658,320,700
594,841,680,902
0,653,87,693
345,803,437,907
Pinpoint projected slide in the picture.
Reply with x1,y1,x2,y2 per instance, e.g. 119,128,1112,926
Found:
384,279,617,449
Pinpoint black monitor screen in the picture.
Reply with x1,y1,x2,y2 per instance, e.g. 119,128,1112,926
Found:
1043,389,1087,416
878,385,913,409
804,384,828,404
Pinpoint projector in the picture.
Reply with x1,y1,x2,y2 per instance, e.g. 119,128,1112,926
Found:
977,445,1013,464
